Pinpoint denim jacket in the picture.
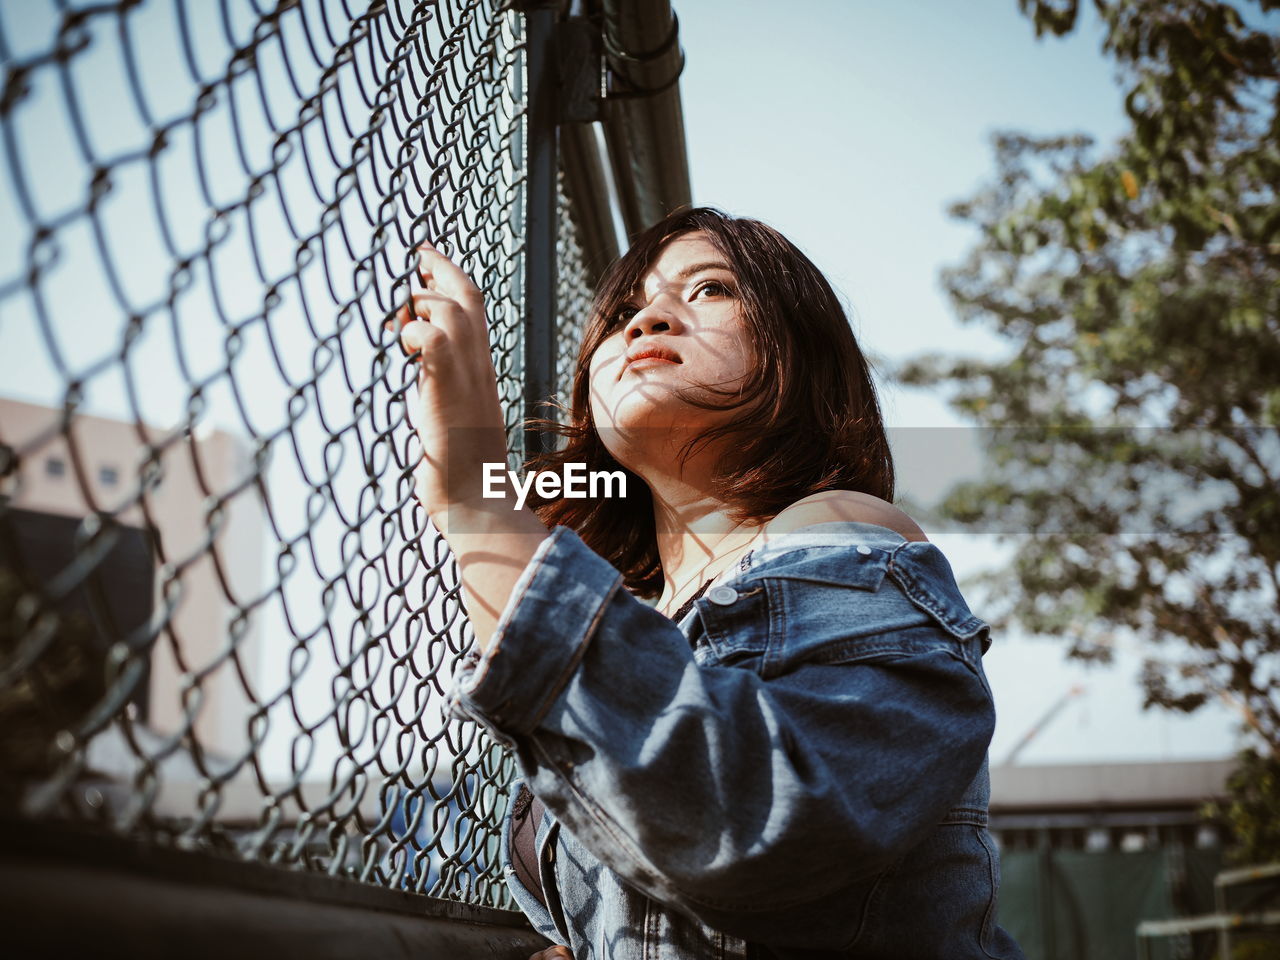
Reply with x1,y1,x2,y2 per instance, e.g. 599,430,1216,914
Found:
449,521,1025,959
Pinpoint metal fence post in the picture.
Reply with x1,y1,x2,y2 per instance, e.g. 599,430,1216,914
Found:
519,0,560,462
1216,869,1230,960
1039,830,1057,960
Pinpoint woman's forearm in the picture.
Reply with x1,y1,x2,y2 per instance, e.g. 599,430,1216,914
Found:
387,243,555,652
438,498,551,653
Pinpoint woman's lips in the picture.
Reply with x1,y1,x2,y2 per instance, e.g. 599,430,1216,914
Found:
620,351,682,378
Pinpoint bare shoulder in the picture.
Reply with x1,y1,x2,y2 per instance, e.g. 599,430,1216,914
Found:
763,490,929,543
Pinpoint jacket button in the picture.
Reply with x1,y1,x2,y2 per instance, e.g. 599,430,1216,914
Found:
856,545,872,556
707,585,738,605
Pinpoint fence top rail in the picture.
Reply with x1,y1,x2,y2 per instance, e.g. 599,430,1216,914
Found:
0,816,548,958
1216,861,1280,888
1136,909,1280,937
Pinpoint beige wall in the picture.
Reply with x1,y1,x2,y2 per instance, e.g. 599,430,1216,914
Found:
0,396,264,758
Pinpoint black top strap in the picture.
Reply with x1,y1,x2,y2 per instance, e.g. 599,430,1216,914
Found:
671,577,715,624
511,783,548,909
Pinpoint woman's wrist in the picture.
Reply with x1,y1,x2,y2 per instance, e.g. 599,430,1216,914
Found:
436,494,549,540
433,497,551,654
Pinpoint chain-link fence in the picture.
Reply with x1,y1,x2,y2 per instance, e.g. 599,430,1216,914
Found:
0,0,615,910
555,168,595,408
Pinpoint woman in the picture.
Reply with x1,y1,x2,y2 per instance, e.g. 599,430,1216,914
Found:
396,207,1025,959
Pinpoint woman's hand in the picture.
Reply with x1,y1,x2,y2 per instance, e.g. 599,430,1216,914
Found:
392,243,510,521
390,242,550,652
528,947,573,960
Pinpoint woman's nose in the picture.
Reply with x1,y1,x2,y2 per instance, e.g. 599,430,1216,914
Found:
623,299,683,341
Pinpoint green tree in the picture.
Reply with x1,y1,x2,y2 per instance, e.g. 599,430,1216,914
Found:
1205,747,1280,864
897,0,1280,853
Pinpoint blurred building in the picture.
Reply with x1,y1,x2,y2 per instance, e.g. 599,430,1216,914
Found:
991,758,1234,960
0,396,264,758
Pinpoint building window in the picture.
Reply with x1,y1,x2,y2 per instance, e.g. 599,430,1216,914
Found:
99,465,119,487
1195,824,1220,849
1085,828,1111,853
45,456,66,478
1119,831,1148,853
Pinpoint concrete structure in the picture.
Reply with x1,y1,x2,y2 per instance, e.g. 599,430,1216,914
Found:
991,758,1235,851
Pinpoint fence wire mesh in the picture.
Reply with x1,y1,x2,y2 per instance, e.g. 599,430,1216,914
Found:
0,0,598,906
555,168,595,416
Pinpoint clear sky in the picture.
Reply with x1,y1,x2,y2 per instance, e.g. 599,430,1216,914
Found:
674,0,1246,765
0,0,1250,770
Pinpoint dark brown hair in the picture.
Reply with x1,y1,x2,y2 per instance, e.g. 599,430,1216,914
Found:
524,207,894,598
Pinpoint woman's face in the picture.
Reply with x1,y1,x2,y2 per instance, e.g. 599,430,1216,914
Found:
587,232,755,459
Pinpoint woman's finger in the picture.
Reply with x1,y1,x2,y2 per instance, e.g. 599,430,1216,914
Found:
417,243,482,306
526,947,573,960
408,290,467,334
399,319,447,361
385,291,467,341
386,302,413,332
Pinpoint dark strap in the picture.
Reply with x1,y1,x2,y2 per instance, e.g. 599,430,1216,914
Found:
511,783,548,909
671,577,715,623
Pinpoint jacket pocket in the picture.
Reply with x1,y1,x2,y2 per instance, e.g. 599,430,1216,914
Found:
695,582,770,670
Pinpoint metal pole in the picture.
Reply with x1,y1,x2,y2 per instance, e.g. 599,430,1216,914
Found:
1215,875,1229,960
597,0,691,238
520,1,559,462
1040,831,1057,960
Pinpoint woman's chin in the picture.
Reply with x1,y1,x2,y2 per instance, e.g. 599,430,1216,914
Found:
593,391,685,435
595,416,688,457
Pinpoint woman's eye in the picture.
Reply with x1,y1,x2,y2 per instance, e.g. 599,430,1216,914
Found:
613,306,638,324
695,280,731,298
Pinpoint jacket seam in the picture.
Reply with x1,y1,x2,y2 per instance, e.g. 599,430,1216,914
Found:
763,579,785,678
767,636,951,668
642,896,653,960
977,826,1002,959
944,805,989,818
538,820,571,943
524,573,624,731
940,811,989,826
843,856,901,952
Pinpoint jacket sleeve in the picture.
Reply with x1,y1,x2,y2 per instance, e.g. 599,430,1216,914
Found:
448,524,995,947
